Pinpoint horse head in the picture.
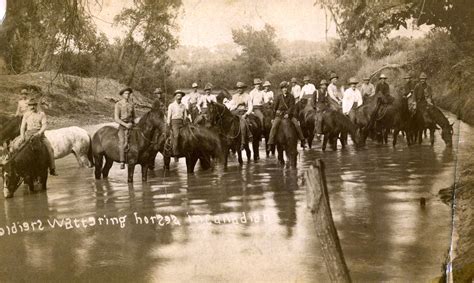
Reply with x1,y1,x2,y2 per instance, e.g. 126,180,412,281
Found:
441,122,454,147
207,101,227,126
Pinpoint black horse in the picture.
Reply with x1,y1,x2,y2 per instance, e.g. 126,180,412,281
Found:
1,136,50,198
207,101,261,167
274,117,299,168
315,109,360,151
92,106,166,183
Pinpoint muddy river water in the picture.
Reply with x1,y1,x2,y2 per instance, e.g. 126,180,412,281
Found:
0,116,470,282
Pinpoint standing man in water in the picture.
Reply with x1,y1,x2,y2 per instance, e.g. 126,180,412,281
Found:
20,99,57,176
167,90,187,161
114,87,136,169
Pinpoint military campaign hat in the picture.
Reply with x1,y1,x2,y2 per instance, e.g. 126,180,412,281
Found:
174,90,185,96
119,87,133,95
236,82,247,89
319,79,328,86
348,77,359,84
330,73,339,80
263,81,271,87
290,77,298,83
280,81,289,88
253,78,263,85
419,72,428,79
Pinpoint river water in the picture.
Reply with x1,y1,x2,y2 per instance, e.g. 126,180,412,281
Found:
0,117,470,282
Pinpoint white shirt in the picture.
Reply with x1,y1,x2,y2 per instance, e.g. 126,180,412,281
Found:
328,83,343,103
263,90,274,103
291,84,301,100
300,83,316,99
197,94,217,112
184,91,201,109
247,87,265,114
342,87,363,114
167,101,187,124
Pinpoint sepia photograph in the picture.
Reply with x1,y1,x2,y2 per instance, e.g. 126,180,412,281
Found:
0,0,473,282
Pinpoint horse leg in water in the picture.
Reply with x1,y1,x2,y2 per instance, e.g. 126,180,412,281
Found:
322,134,329,151
417,129,423,145
141,163,149,181
393,128,400,147
340,131,348,149
186,156,198,174
252,138,260,161
237,145,244,165
245,144,251,162
329,133,337,151
25,176,35,193
430,128,435,146
199,156,212,170
94,154,104,179
277,144,285,166
39,167,48,191
72,150,86,167
163,154,171,170
102,157,114,179
127,163,136,183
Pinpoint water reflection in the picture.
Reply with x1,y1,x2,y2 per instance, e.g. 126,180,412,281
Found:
0,118,467,281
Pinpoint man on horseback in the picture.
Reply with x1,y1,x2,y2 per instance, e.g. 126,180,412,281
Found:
328,73,343,110
263,81,274,104
414,72,434,107
401,74,417,116
228,81,251,150
167,90,187,161
152,87,166,115
19,99,57,176
268,81,306,148
16,88,30,117
360,77,375,102
312,79,329,109
290,77,301,102
368,74,393,134
247,78,265,131
186,82,201,110
342,77,363,115
195,83,216,125
114,87,136,169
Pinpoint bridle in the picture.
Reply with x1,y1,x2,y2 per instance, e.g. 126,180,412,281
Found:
210,103,241,140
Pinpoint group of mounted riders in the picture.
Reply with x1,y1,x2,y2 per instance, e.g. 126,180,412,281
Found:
2,70,447,189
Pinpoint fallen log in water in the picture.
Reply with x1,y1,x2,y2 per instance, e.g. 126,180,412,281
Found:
304,159,352,283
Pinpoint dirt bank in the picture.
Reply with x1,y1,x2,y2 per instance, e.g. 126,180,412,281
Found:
0,72,152,128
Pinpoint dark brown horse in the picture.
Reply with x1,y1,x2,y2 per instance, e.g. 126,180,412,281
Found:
159,123,223,173
413,104,453,147
315,109,360,151
92,107,166,183
261,102,275,156
207,101,260,167
1,136,49,198
274,117,298,168
0,115,21,145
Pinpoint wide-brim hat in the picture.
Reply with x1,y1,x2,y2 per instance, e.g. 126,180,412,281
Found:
280,81,289,88
174,90,185,96
290,77,298,83
348,77,359,84
192,82,198,88
204,83,213,90
379,74,388,79
419,72,428,79
253,78,263,85
319,79,328,86
330,73,339,80
263,81,271,87
27,99,38,105
303,75,310,81
119,87,133,95
236,82,247,89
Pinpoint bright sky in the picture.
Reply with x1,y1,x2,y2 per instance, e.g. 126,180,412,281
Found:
91,0,426,47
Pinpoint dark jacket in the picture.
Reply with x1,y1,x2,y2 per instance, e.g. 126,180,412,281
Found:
414,82,433,104
273,92,295,117
375,81,392,104
403,80,415,97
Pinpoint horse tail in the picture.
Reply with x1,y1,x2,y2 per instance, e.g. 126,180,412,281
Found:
87,134,94,167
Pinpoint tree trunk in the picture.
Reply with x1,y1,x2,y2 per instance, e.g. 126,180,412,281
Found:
119,20,141,63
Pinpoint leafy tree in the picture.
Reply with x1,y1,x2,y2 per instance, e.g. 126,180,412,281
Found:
316,0,474,55
114,0,182,85
232,24,282,81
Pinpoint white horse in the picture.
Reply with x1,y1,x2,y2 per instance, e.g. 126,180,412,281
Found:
7,126,93,167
